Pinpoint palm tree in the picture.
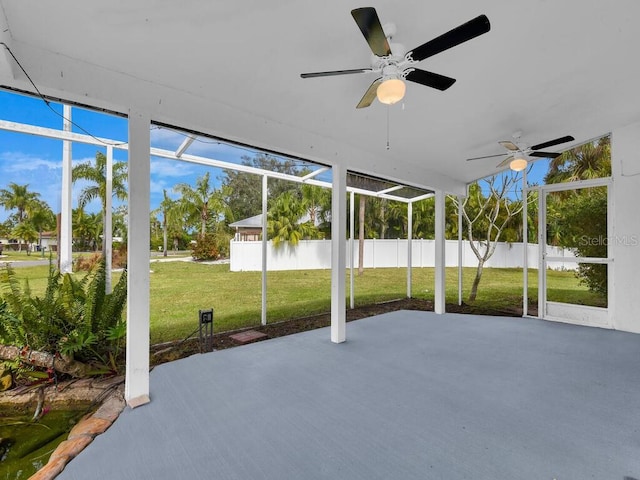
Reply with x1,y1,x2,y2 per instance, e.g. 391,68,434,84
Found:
174,172,226,238
72,151,128,254
11,222,38,254
73,208,102,251
267,191,316,247
0,182,40,223
544,136,611,184
26,200,56,250
153,189,182,256
300,183,331,227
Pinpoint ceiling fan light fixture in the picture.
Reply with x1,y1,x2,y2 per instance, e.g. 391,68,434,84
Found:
376,77,406,105
509,157,528,172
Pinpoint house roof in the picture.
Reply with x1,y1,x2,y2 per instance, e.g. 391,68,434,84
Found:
1,2,639,194
229,214,262,229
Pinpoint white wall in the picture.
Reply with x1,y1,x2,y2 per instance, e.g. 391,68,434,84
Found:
611,121,640,334
230,239,574,272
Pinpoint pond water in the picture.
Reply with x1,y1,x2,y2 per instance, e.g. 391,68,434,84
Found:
0,408,88,479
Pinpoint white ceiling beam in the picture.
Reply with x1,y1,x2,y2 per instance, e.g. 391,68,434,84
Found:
0,118,430,203
175,135,195,158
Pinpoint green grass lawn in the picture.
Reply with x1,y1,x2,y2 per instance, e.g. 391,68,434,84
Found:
3,261,605,345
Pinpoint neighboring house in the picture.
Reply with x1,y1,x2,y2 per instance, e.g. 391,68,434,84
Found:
229,214,262,241
0,232,58,252
229,213,316,241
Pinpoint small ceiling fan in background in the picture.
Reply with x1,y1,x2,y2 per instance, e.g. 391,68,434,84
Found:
300,8,490,108
466,132,575,171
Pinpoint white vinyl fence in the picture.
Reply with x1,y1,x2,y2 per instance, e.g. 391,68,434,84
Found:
230,239,576,272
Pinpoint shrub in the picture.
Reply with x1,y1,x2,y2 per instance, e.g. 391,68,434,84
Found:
191,233,220,261
0,259,128,372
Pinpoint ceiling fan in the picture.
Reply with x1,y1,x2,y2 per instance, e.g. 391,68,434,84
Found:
466,133,575,171
300,8,490,109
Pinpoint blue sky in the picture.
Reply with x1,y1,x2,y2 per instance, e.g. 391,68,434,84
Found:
0,89,317,223
0,89,550,222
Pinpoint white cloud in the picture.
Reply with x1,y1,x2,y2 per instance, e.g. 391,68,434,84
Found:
0,151,62,173
150,157,196,178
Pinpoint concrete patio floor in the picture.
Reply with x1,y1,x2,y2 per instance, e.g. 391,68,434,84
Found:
58,311,640,479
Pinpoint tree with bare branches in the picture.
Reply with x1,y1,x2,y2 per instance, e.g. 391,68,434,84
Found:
450,172,526,302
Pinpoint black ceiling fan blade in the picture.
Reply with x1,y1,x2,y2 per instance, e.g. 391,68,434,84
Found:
530,135,575,151
408,14,490,62
301,68,372,78
529,151,561,159
405,69,456,91
466,152,508,161
356,78,382,109
351,7,391,57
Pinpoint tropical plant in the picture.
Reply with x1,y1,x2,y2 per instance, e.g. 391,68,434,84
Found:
72,151,128,254
72,208,102,251
152,189,183,256
0,259,128,373
221,154,304,222
174,172,228,238
10,222,38,254
25,199,56,249
544,136,611,296
267,191,318,247
0,182,40,223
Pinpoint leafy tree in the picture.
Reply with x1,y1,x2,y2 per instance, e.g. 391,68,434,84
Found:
174,172,229,238
267,191,318,247
0,182,40,223
153,189,182,256
26,199,56,249
301,183,331,230
221,154,303,222
0,220,12,238
72,208,102,251
545,136,610,184
544,136,611,296
72,151,128,254
11,222,38,253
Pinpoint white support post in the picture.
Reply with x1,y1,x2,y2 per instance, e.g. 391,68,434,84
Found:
434,189,446,314
407,201,413,298
522,168,528,316
537,187,546,318
105,145,113,294
59,105,73,273
349,190,355,310
261,175,268,326
458,195,463,306
125,109,151,408
331,164,346,343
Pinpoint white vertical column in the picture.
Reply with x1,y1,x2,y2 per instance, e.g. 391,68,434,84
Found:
261,174,268,326
522,168,528,316
537,187,546,319
406,201,413,298
105,145,113,294
59,105,73,273
349,190,355,309
434,189,446,314
331,163,346,343
458,195,463,306
125,109,150,408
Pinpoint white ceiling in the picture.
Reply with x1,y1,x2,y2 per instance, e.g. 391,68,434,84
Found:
1,0,639,194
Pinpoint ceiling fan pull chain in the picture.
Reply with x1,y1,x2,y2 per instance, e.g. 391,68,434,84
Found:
386,105,391,150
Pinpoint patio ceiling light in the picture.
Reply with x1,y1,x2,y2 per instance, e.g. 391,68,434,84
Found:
509,156,528,172
377,77,406,105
